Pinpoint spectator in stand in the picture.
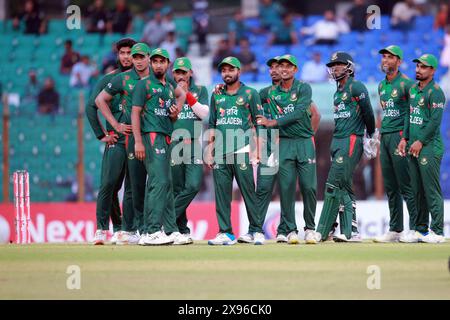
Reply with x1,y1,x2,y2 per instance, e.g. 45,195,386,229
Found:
228,11,247,48
102,43,118,73
175,47,185,60
234,37,258,80
300,52,328,83
268,13,298,46
12,0,47,35
347,0,368,32
301,10,343,45
107,0,132,34
192,0,209,56
259,0,285,31
60,40,81,75
23,69,40,105
87,0,108,34
70,55,98,89
147,0,172,19
390,0,419,32
37,77,59,115
212,38,233,68
161,31,179,63
433,2,449,30
142,11,174,48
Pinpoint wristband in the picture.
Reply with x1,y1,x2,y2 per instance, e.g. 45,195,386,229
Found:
186,92,198,107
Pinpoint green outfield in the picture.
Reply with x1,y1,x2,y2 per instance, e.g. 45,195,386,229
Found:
1,241,449,300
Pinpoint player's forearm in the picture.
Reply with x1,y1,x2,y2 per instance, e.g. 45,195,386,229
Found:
360,100,375,136
275,107,306,127
310,103,321,133
131,106,143,143
85,102,106,139
95,95,120,130
186,92,209,120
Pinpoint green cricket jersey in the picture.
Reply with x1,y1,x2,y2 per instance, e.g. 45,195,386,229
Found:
173,79,209,140
209,82,262,156
333,77,375,138
132,74,176,136
259,84,277,155
86,68,123,140
378,72,414,134
104,68,146,126
405,79,446,156
266,79,313,138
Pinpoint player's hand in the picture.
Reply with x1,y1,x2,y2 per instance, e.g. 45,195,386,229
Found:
408,140,423,158
177,80,188,92
397,138,407,157
101,133,118,146
213,84,225,95
169,104,180,120
114,123,132,135
204,150,215,169
135,142,145,161
256,115,276,127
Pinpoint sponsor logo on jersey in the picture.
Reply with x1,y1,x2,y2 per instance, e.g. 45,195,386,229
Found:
341,92,348,101
391,89,398,98
289,92,297,101
418,97,425,106
236,96,245,105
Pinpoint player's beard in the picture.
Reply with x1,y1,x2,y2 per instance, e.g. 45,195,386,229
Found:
153,70,165,79
415,73,426,81
223,74,238,85
381,65,395,75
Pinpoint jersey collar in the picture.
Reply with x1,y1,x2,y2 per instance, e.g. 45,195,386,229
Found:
416,79,435,93
384,71,402,84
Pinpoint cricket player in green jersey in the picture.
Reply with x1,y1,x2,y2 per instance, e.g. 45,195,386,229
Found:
132,48,191,246
316,51,375,242
373,45,418,243
398,54,446,244
256,54,320,245
94,42,151,245
207,56,264,245
88,38,136,245
170,57,209,244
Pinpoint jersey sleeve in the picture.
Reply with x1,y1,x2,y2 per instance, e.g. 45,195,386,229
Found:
417,89,446,145
131,80,147,108
85,75,110,139
248,89,263,135
198,86,209,105
352,81,375,136
104,73,123,96
208,94,217,129
275,83,311,127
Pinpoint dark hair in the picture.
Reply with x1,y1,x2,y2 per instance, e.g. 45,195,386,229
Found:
65,40,73,46
116,38,137,51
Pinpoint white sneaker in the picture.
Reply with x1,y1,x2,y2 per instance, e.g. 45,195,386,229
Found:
373,231,402,243
253,232,265,245
334,232,362,242
168,232,192,245
143,231,174,246
208,233,237,245
304,229,320,244
287,231,299,245
238,233,254,243
110,231,121,245
183,233,194,245
420,230,446,244
276,234,288,243
327,222,339,241
138,233,148,246
93,230,107,245
117,231,140,245
399,230,424,243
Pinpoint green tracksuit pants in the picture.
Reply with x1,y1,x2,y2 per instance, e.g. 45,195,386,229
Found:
256,161,278,234
213,152,259,235
171,139,203,234
277,137,317,234
380,131,417,232
408,145,444,235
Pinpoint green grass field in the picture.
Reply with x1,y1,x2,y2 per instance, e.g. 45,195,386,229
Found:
1,241,450,300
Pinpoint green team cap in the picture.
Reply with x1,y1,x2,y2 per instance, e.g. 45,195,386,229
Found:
131,43,150,56
150,48,170,61
278,54,298,67
218,56,241,71
413,53,438,69
172,57,192,72
266,56,280,67
379,45,403,60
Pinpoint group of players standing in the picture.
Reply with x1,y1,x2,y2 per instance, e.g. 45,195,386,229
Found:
86,37,446,246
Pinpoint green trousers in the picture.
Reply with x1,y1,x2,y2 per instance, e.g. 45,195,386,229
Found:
408,145,444,235
213,152,259,234
317,135,363,240
277,137,317,234
256,161,278,234
95,142,131,232
171,139,203,234
125,134,146,233
142,132,178,234
380,131,417,232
